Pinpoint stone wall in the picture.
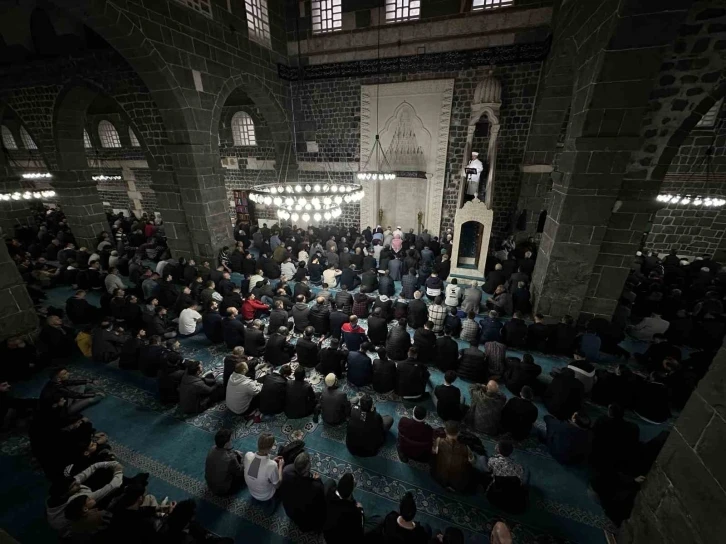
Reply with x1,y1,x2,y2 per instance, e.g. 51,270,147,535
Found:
620,343,726,544
646,106,726,256
291,61,542,239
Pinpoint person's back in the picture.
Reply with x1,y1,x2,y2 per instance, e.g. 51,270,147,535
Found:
280,456,326,532
434,380,464,422
320,382,351,425
544,369,584,419
591,409,640,470
259,371,288,415
397,407,434,462
347,350,373,387
346,403,385,457
504,356,542,396
285,372,316,419
372,356,397,393
379,510,430,544
469,382,506,435
435,334,460,372
432,428,472,493
544,414,593,465
407,298,428,329
243,446,280,501
501,394,538,440
324,478,364,544
457,345,487,383
396,356,429,398
205,442,244,495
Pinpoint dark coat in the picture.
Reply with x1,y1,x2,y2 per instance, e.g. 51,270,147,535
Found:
285,380,317,418
308,303,330,335
412,328,437,363
244,327,266,357
202,311,224,343
504,358,542,396
178,373,219,414
259,372,288,415
347,351,373,387
319,385,351,425
502,318,528,348
483,270,506,294
544,372,585,420
435,336,460,372
346,406,386,457
267,308,290,335
397,417,434,461
222,316,246,348
457,347,488,383
479,317,503,344
396,359,430,397
334,290,353,314
265,333,295,366
378,275,395,297
295,337,319,368
366,315,388,345
501,397,538,440
372,358,397,393
317,348,347,378
544,415,592,464
386,325,411,361
328,310,349,340
119,337,143,370
407,299,428,329
281,466,326,532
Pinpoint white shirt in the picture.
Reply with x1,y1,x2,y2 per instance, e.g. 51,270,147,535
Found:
178,308,202,334
298,250,309,263
281,262,297,278
243,453,280,501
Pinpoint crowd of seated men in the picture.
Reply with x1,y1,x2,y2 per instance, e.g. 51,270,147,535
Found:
3,210,720,539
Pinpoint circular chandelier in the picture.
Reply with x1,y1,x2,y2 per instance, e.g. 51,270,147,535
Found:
248,183,364,223
357,135,396,182
0,190,56,202
656,194,726,207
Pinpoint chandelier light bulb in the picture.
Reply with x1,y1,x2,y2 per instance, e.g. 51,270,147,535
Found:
330,185,338,192
324,211,331,220
302,213,310,222
305,184,312,192
313,184,321,192
313,213,321,221
291,213,299,222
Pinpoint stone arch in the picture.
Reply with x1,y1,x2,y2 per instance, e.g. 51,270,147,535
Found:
0,101,52,170
212,74,293,160
48,0,192,146
53,81,161,171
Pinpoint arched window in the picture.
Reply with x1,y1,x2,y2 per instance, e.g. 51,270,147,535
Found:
83,129,93,149
129,128,141,147
1,125,17,150
98,120,122,148
231,111,257,146
20,126,38,150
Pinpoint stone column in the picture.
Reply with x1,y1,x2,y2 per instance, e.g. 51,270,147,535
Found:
164,143,232,259
619,343,726,543
0,178,36,236
148,170,194,261
52,170,110,250
0,239,38,340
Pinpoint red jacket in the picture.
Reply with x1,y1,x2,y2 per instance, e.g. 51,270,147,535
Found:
241,298,269,320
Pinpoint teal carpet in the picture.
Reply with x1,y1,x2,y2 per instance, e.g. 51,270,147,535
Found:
0,282,674,544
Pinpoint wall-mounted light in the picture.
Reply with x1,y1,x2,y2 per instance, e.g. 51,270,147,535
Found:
92,175,122,181
0,190,56,201
657,194,726,207
21,172,52,179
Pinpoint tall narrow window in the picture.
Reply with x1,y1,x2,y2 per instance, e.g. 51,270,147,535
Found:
385,0,420,23
83,129,93,149
472,0,514,10
245,0,271,47
129,128,141,147
98,120,122,148
312,0,342,34
231,112,257,146
1,125,17,150
172,0,213,18
20,126,38,150
696,98,723,128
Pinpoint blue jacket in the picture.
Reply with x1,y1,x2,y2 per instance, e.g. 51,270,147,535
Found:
479,317,503,344
347,351,373,387
202,311,223,343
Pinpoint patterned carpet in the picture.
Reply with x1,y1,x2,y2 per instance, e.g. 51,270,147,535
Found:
0,281,674,544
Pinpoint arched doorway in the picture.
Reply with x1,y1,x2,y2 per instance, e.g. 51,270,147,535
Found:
459,220,485,268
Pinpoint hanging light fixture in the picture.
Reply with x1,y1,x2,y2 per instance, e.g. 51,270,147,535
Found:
22,172,52,179
655,144,725,207
92,175,122,181
0,189,56,202
248,182,363,221
356,15,396,183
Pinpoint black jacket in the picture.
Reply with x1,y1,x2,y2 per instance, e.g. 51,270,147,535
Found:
92,328,125,363
317,347,347,378
138,344,165,377
412,328,437,363
504,358,542,396
346,406,386,457
372,297,393,320
285,379,317,418
202,311,224,343
435,336,460,372
366,315,388,345
244,327,266,357
265,333,294,366
548,322,578,355
378,276,395,297
323,484,364,544
527,323,550,351
222,316,246,348
544,373,585,420
119,337,144,370
407,299,428,329
360,271,378,292
259,372,288,414
386,325,411,361
434,384,463,421
281,467,326,532
372,358,397,393
396,359,430,398
334,290,353,314
267,308,290,335
65,297,98,325
483,270,506,294
502,318,528,348
308,303,330,334
329,310,349,340
457,347,488,383
501,397,538,440
295,337,320,368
